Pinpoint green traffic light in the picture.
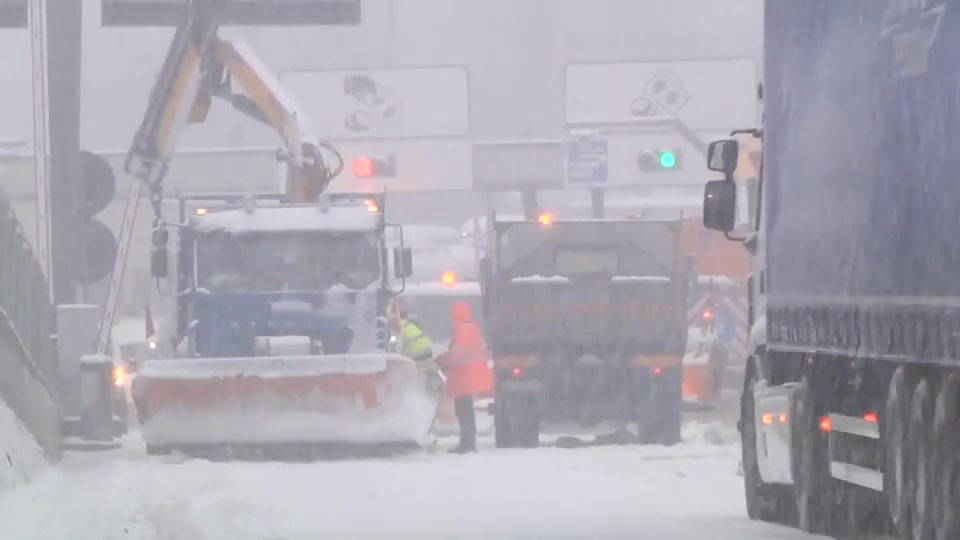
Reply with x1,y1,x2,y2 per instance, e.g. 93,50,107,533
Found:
659,151,677,169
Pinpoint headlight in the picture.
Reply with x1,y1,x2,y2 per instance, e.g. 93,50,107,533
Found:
113,366,127,386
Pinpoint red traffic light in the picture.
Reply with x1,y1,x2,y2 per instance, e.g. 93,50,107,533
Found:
351,155,397,178
353,156,374,177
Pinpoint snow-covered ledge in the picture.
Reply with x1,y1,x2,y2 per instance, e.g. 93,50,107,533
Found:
0,310,60,492
0,397,46,492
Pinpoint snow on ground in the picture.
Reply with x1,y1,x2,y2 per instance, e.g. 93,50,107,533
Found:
0,397,46,493
0,420,826,540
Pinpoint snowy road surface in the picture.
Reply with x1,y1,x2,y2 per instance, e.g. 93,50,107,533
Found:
0,421,828,540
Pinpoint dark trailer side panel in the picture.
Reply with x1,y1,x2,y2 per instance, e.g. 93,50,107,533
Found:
763,0,960,363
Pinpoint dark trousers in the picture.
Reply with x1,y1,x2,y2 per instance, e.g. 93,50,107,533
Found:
454,395,477,448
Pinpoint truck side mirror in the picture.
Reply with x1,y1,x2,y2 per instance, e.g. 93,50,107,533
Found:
703,180,737,233
150,227,169,279
393,247,412,279
707,139,739,175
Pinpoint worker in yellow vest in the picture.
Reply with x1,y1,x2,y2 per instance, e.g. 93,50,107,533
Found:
399,312,434,362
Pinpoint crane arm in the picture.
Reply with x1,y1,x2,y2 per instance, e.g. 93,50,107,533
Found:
97,0,340,355
124,1,339,209
210,39,340,202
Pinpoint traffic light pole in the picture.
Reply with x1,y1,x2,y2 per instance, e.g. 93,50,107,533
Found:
46,0,84,305
28,0,52,299
590,188,605,219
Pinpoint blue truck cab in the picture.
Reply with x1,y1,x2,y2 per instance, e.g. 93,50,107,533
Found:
161,192,412,359
700,1,960,537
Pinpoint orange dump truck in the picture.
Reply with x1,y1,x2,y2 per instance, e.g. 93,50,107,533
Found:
676,132,759,407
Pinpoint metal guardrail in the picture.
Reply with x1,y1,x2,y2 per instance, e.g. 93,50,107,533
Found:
0,310,61,458
0,187,56,378
0,187,60,457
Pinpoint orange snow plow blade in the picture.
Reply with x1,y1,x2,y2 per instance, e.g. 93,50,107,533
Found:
131,353,443,453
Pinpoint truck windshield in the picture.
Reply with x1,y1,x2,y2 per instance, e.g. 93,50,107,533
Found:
496,221,677,279
195,230,382,292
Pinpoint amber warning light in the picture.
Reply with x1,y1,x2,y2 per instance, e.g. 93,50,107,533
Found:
441,272,456,286
538,213,553,225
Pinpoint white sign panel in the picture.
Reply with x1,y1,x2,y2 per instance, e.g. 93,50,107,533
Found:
472,141,565,190
564,59,759,130
280,67,470,140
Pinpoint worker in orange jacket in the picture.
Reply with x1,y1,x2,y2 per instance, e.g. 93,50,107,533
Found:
438,302,493,453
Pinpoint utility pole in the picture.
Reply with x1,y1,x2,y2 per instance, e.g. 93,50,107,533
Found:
28,0,52,299
45,0,84,305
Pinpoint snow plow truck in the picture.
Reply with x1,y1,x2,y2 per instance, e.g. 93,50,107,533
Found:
92,0,446,458
130,192,442,457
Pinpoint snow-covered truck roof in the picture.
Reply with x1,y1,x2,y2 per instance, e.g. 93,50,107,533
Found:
191,204,382,234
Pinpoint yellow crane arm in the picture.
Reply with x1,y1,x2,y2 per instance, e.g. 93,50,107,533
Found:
124,1,339,209
211,38,339,202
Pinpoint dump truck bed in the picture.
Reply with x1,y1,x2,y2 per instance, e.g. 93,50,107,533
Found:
486,276,685,354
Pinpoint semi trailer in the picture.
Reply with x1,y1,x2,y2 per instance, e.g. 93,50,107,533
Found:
702,1,960,539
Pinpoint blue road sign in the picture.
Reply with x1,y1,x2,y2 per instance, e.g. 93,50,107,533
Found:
566,131,608,185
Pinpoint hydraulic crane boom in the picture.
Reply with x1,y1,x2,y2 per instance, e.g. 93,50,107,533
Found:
95,0,341,355
126,1,338,204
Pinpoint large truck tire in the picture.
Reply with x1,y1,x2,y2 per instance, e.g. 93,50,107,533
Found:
637,367,682,446
933,378,960,540
659,368,683,446
494,391,540,449
146,444,172,456
832,376,888,537
741,364,794,523
884,367,913,537
908,378,936,540
791,374,834,535
113,390,129,436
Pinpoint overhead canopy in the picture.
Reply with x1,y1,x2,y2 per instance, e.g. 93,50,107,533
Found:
100,0,362,27
0,0,26,28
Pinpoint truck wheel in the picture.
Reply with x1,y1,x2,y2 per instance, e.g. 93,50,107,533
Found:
933,379,960,540
741,365,793,523
885,367,913,537
710,345,729,398
909,378,936,540
637,368,682,446
146,444,172,456
494,393,540,449
791,374,833,534
660,368,683,446
113,392,129,436
834,388,886,537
